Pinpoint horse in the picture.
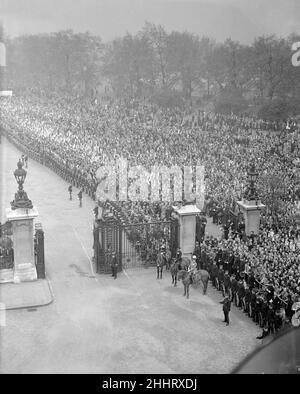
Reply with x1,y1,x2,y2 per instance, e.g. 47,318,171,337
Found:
170,259,180,286
165,249,172,271
177,269,210,298
169,257,190,286
156,252,167,279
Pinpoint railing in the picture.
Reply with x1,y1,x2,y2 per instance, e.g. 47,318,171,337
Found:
0,255,13,270
34,223,45,279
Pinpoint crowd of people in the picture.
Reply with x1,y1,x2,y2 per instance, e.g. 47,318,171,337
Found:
194,228,300,336
1,93,300,330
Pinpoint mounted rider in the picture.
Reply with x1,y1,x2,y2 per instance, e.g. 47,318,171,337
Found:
175,248,183,269
188,255,198,284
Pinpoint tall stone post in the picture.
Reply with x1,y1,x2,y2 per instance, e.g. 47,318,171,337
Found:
172,204,201,258
0,20,12,97
6,207,39,282
237,161,266,236
5,160,39,283
236,199,265,236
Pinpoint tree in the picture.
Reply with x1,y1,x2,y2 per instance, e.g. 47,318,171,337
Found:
142,22,169,88
166,31,202,99
102,33,155,98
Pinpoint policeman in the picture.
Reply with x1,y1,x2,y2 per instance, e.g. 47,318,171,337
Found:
68,185,72,200
110,252,118,279
220,296,231,326
78,189,83,207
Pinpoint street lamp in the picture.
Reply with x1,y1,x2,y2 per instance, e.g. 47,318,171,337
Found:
14,159,27,191
244,161,259,201
11,160,33,210
247,162,259,184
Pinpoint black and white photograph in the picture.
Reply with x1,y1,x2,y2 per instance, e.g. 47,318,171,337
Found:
0,0,300,376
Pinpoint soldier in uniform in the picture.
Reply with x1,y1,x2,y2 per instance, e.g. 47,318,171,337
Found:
237,279,245,308
176,248,182,260
78,189,83,207
68,185,73,200
224,270,231,297
193,241,201,270
217,264,225,293
211,261,219,288
188,255,198,284
250,287,258,320
244,284,251,315
260,296,269,328
228,250,234,274
220,296,231,326
110,252,118,279
231,274,238,304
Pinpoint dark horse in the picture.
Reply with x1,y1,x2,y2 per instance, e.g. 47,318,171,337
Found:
156,252,168,279
170,257,190,286
177,269,210,299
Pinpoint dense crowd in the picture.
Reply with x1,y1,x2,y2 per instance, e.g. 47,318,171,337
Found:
1,94,300,327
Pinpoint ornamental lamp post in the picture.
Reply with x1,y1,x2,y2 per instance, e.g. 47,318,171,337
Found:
14,159,27,191
244,161,259,201
237,160,265,236
10,160,33,210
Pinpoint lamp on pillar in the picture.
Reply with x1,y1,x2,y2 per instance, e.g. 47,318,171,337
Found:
237,160,265,236
243,161,259,201
5,160,39,283
10,160,33,210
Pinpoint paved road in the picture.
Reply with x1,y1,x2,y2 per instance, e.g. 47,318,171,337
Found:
0,138,260,374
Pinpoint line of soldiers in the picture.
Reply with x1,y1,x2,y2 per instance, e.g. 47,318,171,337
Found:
193,242,287,335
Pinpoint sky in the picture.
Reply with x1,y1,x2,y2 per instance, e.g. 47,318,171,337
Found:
0,0,299,43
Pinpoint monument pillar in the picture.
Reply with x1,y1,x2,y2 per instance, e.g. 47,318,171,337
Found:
5,160,39,283
6,208,39,282
172,204,201,257
236,199,265,236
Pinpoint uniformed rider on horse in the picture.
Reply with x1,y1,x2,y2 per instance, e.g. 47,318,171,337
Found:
188,255,198,284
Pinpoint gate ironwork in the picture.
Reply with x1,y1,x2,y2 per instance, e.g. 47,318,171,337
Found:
93,216,179,274
34,223,45,279
0,221,13,271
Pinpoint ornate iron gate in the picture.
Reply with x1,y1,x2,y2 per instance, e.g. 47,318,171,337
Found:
0,221,13,271
93,216,179,274
34,223,45,279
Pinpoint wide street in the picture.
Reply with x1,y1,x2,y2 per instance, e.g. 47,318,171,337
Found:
0,137,260,374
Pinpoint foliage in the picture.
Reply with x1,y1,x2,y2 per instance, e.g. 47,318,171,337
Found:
214,87,248,114
4,25,300,116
